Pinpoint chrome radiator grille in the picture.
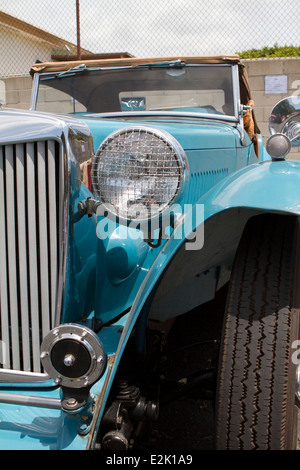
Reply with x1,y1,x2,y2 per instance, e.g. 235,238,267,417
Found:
0,140,63,375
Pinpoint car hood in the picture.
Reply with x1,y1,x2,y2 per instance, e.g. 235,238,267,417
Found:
78,116,240,152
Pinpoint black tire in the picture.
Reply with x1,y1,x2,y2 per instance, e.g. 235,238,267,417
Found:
215,214,300,450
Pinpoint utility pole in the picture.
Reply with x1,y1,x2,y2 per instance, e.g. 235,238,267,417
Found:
76,0,81,60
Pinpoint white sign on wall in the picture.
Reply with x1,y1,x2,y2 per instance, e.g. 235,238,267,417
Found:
0,80,6,105
265,75,288,94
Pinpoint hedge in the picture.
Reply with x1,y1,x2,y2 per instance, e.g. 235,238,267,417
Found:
237,44,300,59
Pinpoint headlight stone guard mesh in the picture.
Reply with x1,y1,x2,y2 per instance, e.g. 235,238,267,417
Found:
92,126,187,221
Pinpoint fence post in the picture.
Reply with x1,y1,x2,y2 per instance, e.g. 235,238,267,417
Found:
76,0,81,60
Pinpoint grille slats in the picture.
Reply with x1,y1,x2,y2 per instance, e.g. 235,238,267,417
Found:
0,145,11,370
0,140,62,375
5,144,20,370
47,140,58,330
16,143,31,372
27,141,41,372
37,141,51,342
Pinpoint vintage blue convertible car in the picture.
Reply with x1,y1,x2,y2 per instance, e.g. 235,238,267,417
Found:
0,54,300,450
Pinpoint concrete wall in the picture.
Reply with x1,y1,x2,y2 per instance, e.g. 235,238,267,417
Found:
1,57,300,157
0,75,32,109
243,57,300,157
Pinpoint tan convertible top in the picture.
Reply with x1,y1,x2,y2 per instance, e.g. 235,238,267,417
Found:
30,54,241,74
30,54,259,133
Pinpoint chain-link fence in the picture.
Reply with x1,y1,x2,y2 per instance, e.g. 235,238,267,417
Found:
1,0,300,77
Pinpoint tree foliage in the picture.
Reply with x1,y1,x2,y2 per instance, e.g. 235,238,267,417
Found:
237,44,300,59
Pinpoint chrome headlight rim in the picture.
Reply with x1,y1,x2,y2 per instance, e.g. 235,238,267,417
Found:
91,125,189,224
40,323,107,389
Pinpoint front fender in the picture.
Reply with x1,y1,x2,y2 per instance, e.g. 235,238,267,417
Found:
89,158,300,447
202,159,300,216
121,160,300,336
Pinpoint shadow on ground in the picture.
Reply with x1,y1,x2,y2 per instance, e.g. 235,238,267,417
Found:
151,288,226,451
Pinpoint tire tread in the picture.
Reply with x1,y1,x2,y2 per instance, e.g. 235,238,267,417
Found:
215,215,299,450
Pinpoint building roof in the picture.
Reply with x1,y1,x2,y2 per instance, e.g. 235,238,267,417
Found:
0,9,90,56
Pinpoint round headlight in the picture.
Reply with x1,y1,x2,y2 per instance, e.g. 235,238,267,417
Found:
266,133,291,159
92,126,188,222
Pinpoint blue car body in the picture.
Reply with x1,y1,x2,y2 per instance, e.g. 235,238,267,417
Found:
0,55,300,450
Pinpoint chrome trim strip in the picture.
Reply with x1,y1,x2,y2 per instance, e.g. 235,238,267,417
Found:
5,145,20,369
87,356,115,449
0,391,61,409
0,146,10,369
29,73,39,111
37,141,51,339
27,142,43,372
54,134,69,329
0,369,50,383
16,143,31,371
84,110,238,123
48,140,58,328
232,64,246,145
232,64,241,121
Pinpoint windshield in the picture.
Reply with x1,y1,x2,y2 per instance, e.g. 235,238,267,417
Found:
35,64,236,118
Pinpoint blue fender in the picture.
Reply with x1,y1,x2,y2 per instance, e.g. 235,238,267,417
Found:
84,158,300,448
202,159,300,216
119,159,300,345
88,159,300,446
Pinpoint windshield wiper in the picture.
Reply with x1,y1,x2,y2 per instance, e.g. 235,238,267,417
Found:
133,59,186,69
67,59,186,72
41,60,186,82
57,63,87,78
41,64,87,81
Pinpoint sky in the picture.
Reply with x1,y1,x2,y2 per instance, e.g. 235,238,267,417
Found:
1,0,300,57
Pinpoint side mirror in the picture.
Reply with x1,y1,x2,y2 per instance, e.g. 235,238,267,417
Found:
267,96,300,159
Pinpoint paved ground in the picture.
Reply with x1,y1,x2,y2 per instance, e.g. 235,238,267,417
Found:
155,398,214,450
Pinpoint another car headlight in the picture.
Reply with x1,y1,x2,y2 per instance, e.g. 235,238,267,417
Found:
92,126,189,222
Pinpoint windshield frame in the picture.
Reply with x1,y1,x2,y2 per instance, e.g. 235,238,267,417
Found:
30,63,242,123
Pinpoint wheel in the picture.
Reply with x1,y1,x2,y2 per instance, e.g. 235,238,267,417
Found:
215,214,300,450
